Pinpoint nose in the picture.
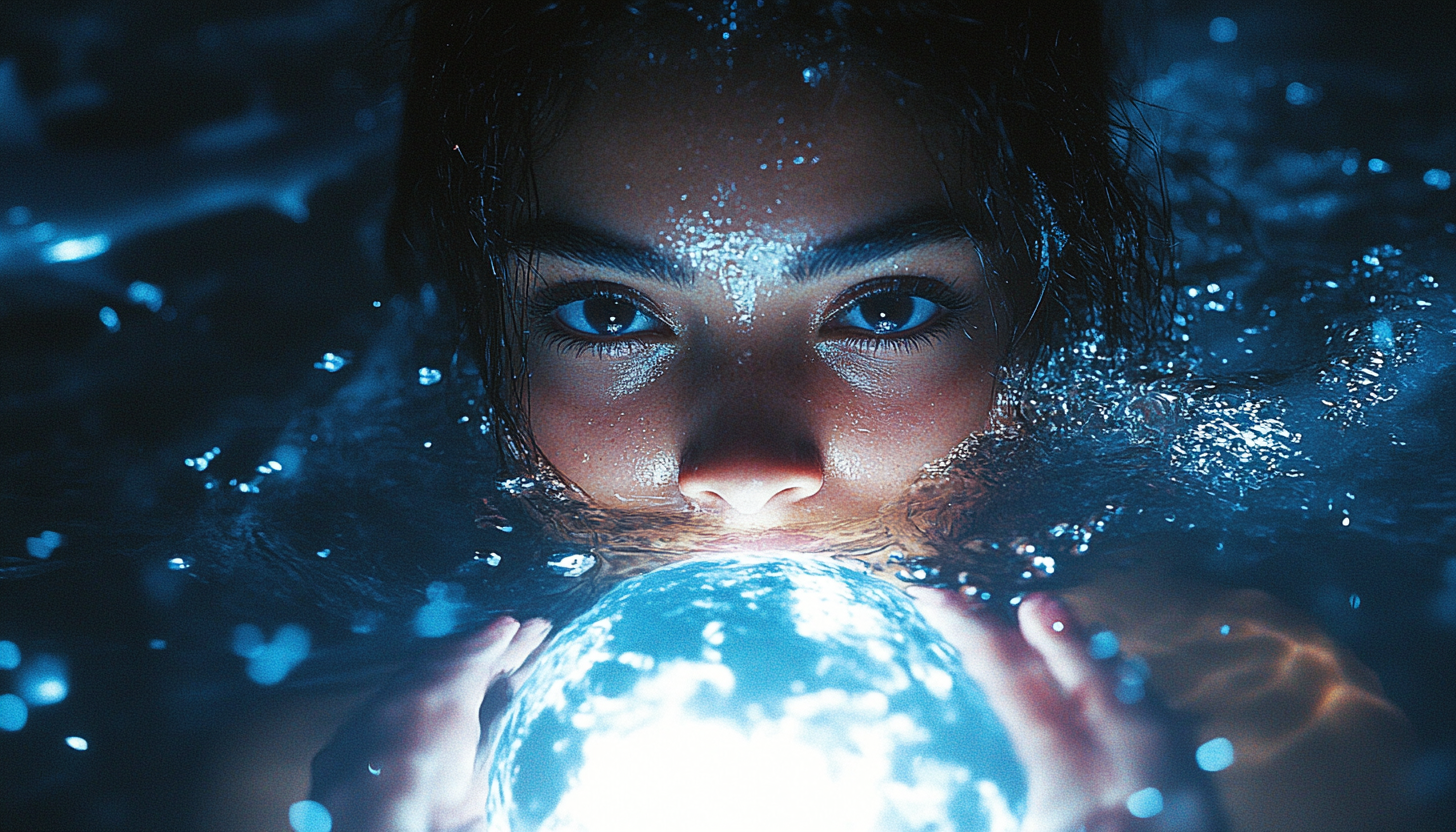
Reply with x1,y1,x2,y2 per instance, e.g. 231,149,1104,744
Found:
677,412,824,516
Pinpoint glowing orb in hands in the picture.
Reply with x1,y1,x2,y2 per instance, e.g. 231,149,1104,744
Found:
485,555,1026,832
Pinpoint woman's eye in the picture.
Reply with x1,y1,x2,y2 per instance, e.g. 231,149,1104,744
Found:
833,291,941,335
555,295,662,337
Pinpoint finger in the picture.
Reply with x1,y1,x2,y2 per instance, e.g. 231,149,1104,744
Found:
908,588,1081,754
1018,594,1104,697
505,619,553,689
499,617,552,679
1019,594,1167,789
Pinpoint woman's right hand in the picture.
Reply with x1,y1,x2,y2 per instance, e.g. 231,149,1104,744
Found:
308,616,552,832
910,589,1219,832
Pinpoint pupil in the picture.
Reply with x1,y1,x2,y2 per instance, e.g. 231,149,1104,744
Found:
583,296,636,335
861,292,915,333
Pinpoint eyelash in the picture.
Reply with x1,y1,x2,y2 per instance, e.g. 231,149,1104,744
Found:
528,276,975,356
528,280,669,357
821,276,974,353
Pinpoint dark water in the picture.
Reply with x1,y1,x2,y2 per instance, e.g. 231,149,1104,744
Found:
1,1,1453,829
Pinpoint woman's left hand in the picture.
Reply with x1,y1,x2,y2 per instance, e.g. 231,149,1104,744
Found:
308,616,552,832
909,589,1219,832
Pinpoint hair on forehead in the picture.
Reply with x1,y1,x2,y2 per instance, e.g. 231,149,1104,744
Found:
390,0,1169,468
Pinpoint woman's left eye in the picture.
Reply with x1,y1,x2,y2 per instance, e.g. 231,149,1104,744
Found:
555,295,662,337
831,290,942,335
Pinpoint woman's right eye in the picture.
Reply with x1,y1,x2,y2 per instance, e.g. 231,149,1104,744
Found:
553,294,664,338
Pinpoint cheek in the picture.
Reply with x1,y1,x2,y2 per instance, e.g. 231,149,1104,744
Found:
527,354,683,501
815,341,998,493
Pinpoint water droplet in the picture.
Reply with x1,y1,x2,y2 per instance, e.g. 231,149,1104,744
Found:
316,548,330,558
167,556,193,571
314,352,349,372
547,553,597,578
417,367,442,386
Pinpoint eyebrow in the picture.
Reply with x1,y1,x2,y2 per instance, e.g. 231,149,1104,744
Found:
512,207,973,286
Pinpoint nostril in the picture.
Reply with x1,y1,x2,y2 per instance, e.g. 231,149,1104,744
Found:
678,461,824,516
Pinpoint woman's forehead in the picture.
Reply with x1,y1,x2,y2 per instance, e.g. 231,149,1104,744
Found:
533,63,951,255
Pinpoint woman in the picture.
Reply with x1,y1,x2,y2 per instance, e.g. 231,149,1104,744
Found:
289,3,1414,830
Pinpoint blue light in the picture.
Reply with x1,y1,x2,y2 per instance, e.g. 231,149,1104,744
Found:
42,233,111,263
417,366,442,386
314,352,349,372
1127,787,1164,818
0,694,27,731
233,623,311,686
1424,168,1452,190
17,654,69,706
288,800,333,832
1208,17,1238,43
65,736,89,751
1285,82,1319,106
0,639,19,669
25,530,62,559
99,306,121,333
1196,737,1236,772
413,581,465,638
1367,158,1392,174
126,281,165,312
1088,630,1120,660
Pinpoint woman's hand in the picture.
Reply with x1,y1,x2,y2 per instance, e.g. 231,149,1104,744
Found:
309,616,552,832
909,590,1218,832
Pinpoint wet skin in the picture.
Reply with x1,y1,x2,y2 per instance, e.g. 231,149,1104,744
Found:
305,64,1218,832
521,66,1004,526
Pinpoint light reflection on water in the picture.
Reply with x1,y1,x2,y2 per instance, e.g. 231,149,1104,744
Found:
0,1,1454,828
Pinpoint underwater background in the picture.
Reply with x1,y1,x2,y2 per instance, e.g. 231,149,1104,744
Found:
1,0,1454,829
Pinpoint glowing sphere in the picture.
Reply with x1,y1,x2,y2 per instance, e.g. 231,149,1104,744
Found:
485,555,1026,832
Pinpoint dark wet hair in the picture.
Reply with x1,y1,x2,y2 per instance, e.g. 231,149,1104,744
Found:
389,0,1170,466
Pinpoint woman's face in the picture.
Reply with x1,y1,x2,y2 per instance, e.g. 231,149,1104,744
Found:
519,63,1003,534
